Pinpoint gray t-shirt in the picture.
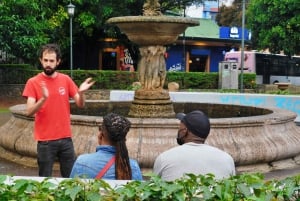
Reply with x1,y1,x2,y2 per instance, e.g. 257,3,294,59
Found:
153,142,236,181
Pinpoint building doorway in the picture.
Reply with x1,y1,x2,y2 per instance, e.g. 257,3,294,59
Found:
101,52,117,70
189,55,208,72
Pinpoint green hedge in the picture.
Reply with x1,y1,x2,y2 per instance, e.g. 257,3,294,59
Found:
0,64,37,85
0,65,256,89
0,173,299,200
0,64,35,69
166,72,219,89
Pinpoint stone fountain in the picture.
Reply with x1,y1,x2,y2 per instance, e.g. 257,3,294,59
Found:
1,0,300,176
1,101,300,174
106,0,199,118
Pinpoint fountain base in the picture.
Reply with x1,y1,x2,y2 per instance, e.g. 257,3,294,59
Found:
2,102,300,174
128,89,175,118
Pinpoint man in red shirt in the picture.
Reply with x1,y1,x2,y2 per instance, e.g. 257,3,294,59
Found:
22,43,94,177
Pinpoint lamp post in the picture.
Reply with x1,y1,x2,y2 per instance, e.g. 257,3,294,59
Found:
67,2,75,78
240,0,245,93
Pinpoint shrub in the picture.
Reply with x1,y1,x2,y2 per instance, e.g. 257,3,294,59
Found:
0,173,299,201
0,66,256,90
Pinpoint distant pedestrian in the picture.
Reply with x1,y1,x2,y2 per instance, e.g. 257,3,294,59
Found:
22,43,95,177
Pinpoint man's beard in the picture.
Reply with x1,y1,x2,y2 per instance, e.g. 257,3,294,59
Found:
176,131,185,145
44,66,57,76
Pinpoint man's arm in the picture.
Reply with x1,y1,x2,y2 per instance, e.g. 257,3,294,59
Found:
26,81,48,116
26,97,46,116
73,77,95,108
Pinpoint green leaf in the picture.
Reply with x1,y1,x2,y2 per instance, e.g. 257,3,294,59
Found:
65,185,83,201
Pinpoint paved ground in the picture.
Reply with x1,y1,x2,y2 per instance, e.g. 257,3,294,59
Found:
0,109,61,177
0,109,300,180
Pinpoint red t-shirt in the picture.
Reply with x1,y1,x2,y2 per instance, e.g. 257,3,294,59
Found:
22,73,78,141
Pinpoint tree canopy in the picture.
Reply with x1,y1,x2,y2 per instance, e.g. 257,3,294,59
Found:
215,0,250,27
0,0,141,66
0,0,207,66
0,0,60,65
247,0,300,55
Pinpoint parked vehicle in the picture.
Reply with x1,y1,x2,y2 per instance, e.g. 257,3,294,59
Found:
224,51,300,85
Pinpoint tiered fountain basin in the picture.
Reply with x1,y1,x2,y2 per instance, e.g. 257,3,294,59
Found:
106,16,199,46
106,16,199,118
1,99,300,173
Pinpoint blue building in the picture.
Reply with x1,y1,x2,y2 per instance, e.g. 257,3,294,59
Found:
165,18,251,72
202,0,219,20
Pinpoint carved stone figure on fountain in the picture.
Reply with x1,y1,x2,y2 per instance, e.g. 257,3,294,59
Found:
106,0,199,117
138,46,166,91
143,0,162,16
138,0,166,92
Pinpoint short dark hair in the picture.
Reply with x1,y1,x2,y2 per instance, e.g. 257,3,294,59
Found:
39,43,62,60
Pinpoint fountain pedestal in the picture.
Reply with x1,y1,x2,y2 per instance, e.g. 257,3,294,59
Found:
106,16,199,117
129,89,174,118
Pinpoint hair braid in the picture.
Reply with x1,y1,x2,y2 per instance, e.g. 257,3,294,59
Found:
115,141,132,179
103,113,132,180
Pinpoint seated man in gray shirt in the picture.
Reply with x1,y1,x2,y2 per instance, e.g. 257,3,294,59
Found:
153,110,236,181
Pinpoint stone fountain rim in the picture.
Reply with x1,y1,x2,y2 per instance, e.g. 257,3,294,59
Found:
9,104,297,126
106,15,199,25
3,103,300,172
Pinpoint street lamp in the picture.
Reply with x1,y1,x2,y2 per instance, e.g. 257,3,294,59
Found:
67,2,75,78
240,0,245,93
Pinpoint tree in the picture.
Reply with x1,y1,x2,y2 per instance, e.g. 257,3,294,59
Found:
0,0,208,67
215,0,250,27
0,0,141,66
0,0,63,65
247,0,300,55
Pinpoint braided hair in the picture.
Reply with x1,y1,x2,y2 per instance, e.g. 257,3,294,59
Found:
103,113,132,180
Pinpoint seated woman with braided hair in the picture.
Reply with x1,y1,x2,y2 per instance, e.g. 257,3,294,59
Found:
70,113,143,180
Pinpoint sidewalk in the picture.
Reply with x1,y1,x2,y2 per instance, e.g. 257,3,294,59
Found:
0,157,59,177
0,111,61,177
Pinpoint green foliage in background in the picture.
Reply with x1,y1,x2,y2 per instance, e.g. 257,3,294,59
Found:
0,0,207,67
216,0,251,27
65,70,138,90
0,173,299,200
0,64,37,85
0,65,256,90
247,0,300,55
239,73,256,89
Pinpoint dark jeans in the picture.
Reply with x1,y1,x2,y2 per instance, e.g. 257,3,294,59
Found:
37,138,75,177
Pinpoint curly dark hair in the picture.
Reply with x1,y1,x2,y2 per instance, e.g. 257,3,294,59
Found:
39,43,62,61
103,113,132,180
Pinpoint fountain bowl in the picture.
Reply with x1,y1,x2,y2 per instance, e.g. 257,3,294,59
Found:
106,16,199,45
1,101,300,174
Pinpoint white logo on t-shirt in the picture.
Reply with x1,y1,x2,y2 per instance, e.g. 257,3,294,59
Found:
59,87,66,95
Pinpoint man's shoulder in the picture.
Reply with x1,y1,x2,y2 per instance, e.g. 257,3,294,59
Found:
204,145,235,160
56,72,68,76
55,72,70,79
158,145,181,157
27,73,42,81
